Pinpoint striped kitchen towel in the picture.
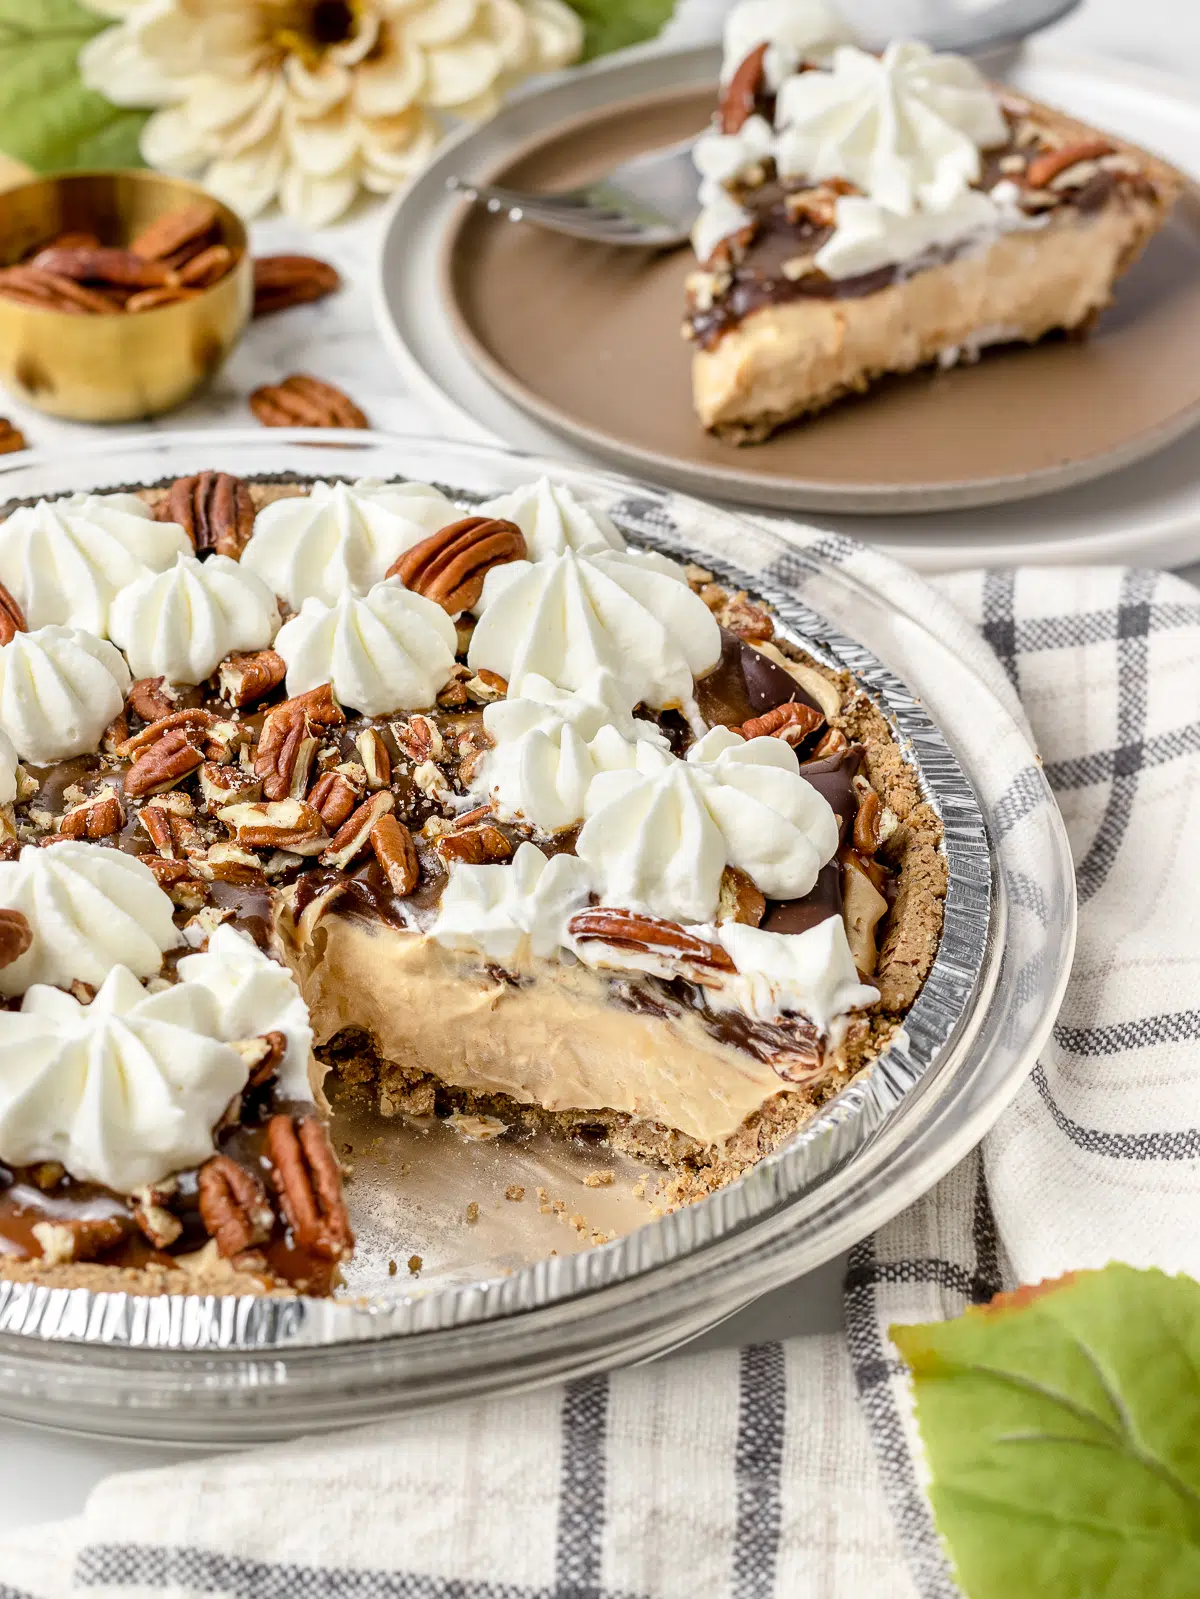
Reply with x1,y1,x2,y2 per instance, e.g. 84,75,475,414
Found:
2,554,1198,1599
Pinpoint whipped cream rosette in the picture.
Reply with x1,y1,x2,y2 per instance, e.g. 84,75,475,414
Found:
712,918,879,1038
468,547,721,719
472,672,669,833
274,577,458,714
476,477,625,562
431,841,592,966
576,726,840,925
0,493,190,638
721,0,850,87
0,843,181,998
0,625,131,765
0,968,251,1193
109,553,280,685
0,727,18,808
242,479,457,607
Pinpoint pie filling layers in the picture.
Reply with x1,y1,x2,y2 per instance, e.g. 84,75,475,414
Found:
0,473,944,1296
685,3,1182,440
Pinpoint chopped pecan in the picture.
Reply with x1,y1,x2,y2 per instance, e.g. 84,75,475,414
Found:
31,244,172,289
569,909,736,972
810,727,850,759
177,243,235,289
717,865,766,928
130,200,220,263
719,41,768,134
852,787,882,855
842,852,888,978
720,591,774,642
371,813,419,895
219,798,328,854
127,676,177,723
388,516,526,614
218,648,286,706
137,854,206,902
1026,138,1116,190
252,254,341,316
138,804,186,857
32,1215,132,1265
391,714,443,764
132,1179,183,1249
308,770,360,830
198,1154,275,1258
59,786,123,841
0,419,26,456
355,727,391,789
123,726,206,796
0,907,32,969
125,285,200,313
265,1114,353,1260
434,824,512,868
117,707,215,757
437,666,471,709
737,701,823,745
250,373,367,429
256,686,344,801
161,471,256,560
230,1030,287,1089
194,840,266,885
320,790,395,869
0,578,26,644
0,264,121,315
466,669,507,703
197,761,262,810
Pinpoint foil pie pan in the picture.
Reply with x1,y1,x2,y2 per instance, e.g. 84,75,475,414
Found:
0,433,1070,1441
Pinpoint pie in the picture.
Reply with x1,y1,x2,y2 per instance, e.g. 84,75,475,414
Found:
0,472,945,1297
685,5,1183,441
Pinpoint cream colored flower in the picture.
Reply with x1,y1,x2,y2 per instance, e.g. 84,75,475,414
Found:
79,0,583,226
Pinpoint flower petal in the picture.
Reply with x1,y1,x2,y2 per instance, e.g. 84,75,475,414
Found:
286,106,361,177
204,136,287,218
359,108,439,189
422,35,506,107
279,162,361,227
79,21,179,107
401,0,481,48
283,54,353,117
352,31,426,117
526,0,584,68
140,104,213,172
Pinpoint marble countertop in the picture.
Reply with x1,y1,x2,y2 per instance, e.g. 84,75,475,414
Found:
1,0,1198,1543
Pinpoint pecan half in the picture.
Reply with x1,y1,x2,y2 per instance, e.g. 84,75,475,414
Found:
231,1030,287,1089
32,1215,132,1265
388,516,526,614
719,41,768,134
737,701,823,745
1026,138,1116,190
218,647,286,706
127,676,177,723
0,419,27,455
124,725,207,796
717,865,766,927
355,727,391,789
31,245,171,289
266,1114,353,1260
177,243,235,289
0,265,119,315
198,1154,275,1259
308,770,360,831
197,760,262,811
250,373,366,429
371,813,419,895
852,787,882,855
117,707,215,757
810,727,849,759
219,798,328,854
320,790,395,869
130,200,220,263
160,470,256,560
433,824,512,868
569,908,736,972
0,578,26,644
255,685,344,800
125,286,200,313
0,908,32,969
391,713,443,764
252,254,341,316
59,786,124,841
137,854,207,905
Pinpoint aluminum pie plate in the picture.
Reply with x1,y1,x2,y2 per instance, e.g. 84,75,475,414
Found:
0,432,1074,1443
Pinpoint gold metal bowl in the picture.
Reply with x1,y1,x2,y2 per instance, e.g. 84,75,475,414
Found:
0,170,252,423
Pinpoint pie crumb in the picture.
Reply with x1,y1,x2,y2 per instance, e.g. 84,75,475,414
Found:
584,1170,615,1188
388,1258,397,1276
407,1254,422,1274
505,1184,525,1202
465,1201,479,1223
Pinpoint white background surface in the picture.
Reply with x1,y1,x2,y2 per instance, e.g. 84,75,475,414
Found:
1,0,1198,1545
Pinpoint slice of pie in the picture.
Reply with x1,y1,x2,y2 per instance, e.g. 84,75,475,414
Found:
0,472,945,1297
685,6,1183,442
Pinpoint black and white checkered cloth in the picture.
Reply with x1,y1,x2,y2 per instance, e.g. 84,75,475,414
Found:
3,551,1197,1599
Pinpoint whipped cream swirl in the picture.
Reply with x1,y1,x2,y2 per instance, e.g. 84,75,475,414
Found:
0,843,181,998
177,924,314,1103
477,477,625,562
0,625,132,765
576,726,839,924
473,672,668,833
0,493,190,638
0,967,250,1192
713,917,879,1037
774,42,1007,213
721,0,851,87
431,841,592,967
109,553,280,685
274,578,458,714
242,479,457,607
469,548,721,718
0,728,18,807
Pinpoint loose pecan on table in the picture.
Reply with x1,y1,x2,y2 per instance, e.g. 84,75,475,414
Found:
569,909,736,972
249,373,367,429
387,516,527,614
0,908,32,969
0,579,26,645
370,813,420,896
252,254,341,316
0,419,26,455
266,1114,354,1260
161,470,256,560
198,1154,275,1259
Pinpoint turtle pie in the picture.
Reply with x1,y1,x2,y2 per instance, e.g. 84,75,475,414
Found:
686,2,1182,441
0,471,945,1296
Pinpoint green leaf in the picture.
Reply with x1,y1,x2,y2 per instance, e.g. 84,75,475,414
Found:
567,0,677,61
892,1266,1200,1599
0,0,149,174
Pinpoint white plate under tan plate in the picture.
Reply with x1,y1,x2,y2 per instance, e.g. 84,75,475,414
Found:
374,41,1200,567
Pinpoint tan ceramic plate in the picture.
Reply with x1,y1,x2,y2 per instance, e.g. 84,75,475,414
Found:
442,83,1200,514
